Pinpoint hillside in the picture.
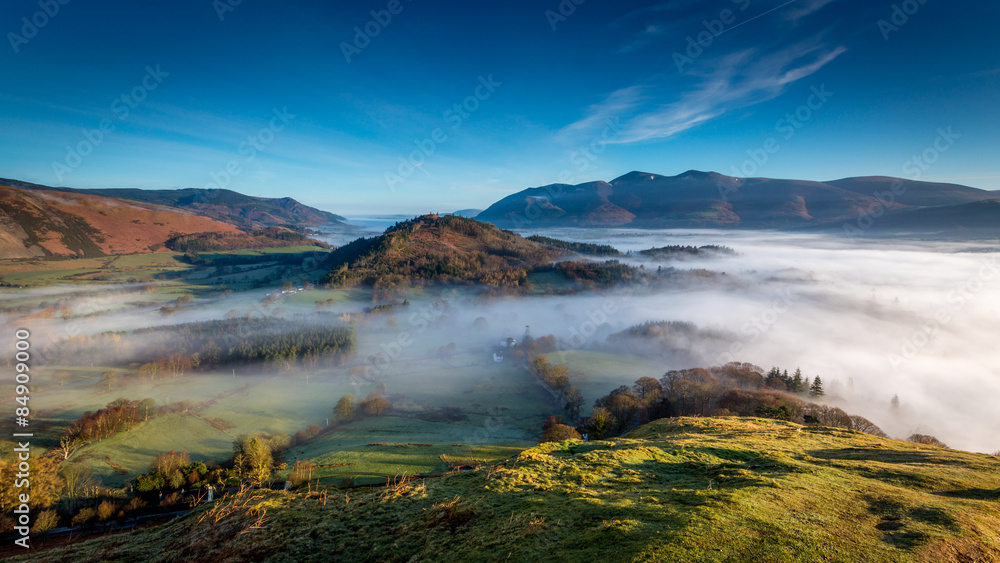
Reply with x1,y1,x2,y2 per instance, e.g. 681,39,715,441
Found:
20,417,1000,562
320,214,560,288
0,184,242,259
476,170,998,232
0,178,345,230
849,199,1000,237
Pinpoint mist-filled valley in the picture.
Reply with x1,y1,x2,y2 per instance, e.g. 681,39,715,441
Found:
5,224,997,494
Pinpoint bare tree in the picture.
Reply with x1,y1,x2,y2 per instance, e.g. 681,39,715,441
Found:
57,436,84,460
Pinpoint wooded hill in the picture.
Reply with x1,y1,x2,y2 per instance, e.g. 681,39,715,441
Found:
320,214,562,289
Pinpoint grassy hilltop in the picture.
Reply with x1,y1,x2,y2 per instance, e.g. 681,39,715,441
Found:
19,417,1000,562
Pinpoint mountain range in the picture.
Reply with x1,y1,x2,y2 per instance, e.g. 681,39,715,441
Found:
476,170,1000,235
0,179,343,259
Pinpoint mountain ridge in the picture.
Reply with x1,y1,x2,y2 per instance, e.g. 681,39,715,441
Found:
0,178,345,230
476,170,998,233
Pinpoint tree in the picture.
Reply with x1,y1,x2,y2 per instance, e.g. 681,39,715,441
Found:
138,398,156,421
585,407,615,440
360,392,390,417
809,376,825,398
891,394,900,410
333,394,357,422
633,377,663,402
791,368,804,394
563,386,584,420
233,436,273,485
57,436,83,460
61,464,97,510
98,369,118,391
138,362,162,381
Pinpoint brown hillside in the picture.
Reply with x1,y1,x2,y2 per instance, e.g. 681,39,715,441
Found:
0,185,241,258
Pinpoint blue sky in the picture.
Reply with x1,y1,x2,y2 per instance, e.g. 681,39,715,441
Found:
2,0,998,214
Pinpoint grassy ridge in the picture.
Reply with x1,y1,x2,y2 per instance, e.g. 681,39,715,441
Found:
21,417,1000,562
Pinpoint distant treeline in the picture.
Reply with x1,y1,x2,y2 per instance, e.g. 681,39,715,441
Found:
526,260,649,289
51,317,355,372
130,318,355,367
526,236,620,256
639,245,737,259
609,320,701,339
166,227,328,253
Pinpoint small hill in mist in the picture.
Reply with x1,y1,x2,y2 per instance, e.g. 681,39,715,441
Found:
476,170,998,233
320,214,560,288
0,184,242,258
25,417,1000,562
1,177,345,230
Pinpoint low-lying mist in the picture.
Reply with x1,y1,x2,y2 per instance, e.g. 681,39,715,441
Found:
7,228,998,454
520,228,1000,453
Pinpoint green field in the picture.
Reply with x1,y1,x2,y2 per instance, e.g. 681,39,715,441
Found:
280,417,528,485
69,414,236,487
0,246,332,288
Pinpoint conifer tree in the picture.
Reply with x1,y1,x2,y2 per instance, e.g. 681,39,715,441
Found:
809,376,825,397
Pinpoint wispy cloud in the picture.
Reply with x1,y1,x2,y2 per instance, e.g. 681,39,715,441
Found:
618,25,666,53
785,0,838,22
565,39,846,144
556,86,643,141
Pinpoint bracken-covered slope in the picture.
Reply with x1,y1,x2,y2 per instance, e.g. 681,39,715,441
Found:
0,177,346,230
21,417,1000,562
320,214,560,287
0,184,242,258
476,170,998,232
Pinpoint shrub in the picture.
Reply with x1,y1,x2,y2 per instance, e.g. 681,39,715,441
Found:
72,507,97,527
289,460,315,488
908,434,949,448
32,510,59,534
96,500,117,521
542,424,582,443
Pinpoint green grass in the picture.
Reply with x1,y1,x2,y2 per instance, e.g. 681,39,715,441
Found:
69,413,235,487
280,416,528,485
0,246,330,287
22,417,1000,562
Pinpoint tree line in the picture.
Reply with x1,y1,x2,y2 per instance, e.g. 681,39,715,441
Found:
575,362,883,440
50,317,356,374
